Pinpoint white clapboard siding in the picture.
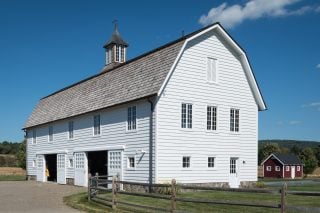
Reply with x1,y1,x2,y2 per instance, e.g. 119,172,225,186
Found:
156,30,258,183
27,99,153,183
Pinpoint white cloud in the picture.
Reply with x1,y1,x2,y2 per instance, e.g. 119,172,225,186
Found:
301,102,320,111
316,6,320,13
316,64,320,69
289,120,301,125
199,0,319,28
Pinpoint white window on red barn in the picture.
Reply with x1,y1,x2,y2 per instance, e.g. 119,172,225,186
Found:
286,166,290,171
275,166,280,171
297,166,301,171
266,166,271,171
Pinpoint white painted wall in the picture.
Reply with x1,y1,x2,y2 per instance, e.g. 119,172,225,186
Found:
26,99,153,183
156,30,258,184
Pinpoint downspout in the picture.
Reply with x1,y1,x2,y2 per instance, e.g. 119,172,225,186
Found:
147,98,154,192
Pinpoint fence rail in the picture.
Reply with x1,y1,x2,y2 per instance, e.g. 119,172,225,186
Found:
88,176,320,213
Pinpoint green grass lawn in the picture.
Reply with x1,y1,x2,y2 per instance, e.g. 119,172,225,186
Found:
64,184,320,213
0,175,26,181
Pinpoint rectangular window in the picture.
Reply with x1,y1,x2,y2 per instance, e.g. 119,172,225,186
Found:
32,160,36,167
207,58,217,82
108,48,112,64
93,115,100,135
266,166,271,171
286,166,290,171
32,129,36,144
127,106,137,131
116,45,120,62
69,158,74,168
128,157,135,169
208,157,215,168
48,126,53,142
297,166,300,171
230,158,237,174
181,103,192,128
207,106,217,130
275,166,280,171
230,109,240,132
182,156,190,168
120,46,125,62
68,121,74,139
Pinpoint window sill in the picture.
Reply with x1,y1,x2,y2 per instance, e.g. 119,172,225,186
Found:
92,134,101,138
205,130,219,134
126,130,137,134
206,81,219,85
229,131,240,135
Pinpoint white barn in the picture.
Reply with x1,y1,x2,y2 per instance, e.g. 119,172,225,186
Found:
24,23,266,188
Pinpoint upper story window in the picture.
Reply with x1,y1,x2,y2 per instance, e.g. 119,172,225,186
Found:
68,121,74,139
32,129,37,144
127,106,137,131
207,106,217,131
128,157,135,169
207,58,217,83
48,126,53,142
93,115,101,136
181,103,192,128
230,109,239,132
120,46,125,62
116,45,120,62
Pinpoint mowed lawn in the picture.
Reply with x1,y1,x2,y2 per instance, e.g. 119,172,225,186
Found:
65,183,320,213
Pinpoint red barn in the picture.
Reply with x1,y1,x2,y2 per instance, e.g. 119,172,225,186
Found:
261,154,303,179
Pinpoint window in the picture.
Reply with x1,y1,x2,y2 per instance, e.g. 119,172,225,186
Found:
286,166,290,171
207,58,217,82
127,106,137,131
128,157,135,169
75,153,85,169
275,166,280,171
230,158,237,174
32,160,36,167
230,109,240,132
108,48,112,64
68,121,74,139
48,126,53,142
109,151,121,170
266,166,271,171
182,156,191,168
120,46,125,62
93,115,100,135
297,166,301,171
207,106,217,130
208,157,215,168
181,103,192,128
116,45,120,62
32,129,36,144
69,159,74,168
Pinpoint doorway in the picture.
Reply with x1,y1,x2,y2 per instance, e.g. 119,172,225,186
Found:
229,157,239,188
45,154,57,182
87,151,108,177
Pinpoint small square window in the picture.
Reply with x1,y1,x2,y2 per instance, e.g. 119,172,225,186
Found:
182,156,190,168
128,157,135,169
208,157,215,168
275,166,280,171
266,166,271,171
286,166,290,171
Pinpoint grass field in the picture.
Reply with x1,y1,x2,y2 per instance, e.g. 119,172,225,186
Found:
0,175,26,181
65,183,320,213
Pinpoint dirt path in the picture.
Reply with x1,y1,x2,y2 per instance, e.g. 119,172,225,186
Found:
0,181,85,213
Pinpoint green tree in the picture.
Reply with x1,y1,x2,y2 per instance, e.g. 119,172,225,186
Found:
300,148,317,174
258,143,281,164
314,145,320,166
16,139,26,169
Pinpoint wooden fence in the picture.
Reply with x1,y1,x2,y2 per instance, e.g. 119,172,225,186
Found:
88,176,320,213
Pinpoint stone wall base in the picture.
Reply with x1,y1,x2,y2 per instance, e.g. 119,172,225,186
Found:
27,175,36,181
66,178,74,185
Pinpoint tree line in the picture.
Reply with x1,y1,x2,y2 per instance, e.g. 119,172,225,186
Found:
258,141,320,174
0,140,26,169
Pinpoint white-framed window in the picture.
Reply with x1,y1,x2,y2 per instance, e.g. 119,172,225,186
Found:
266,166,271,171
69,158,74,168
75,153,85,169
57,154,65,169
32,129,37,144
207,106,217,130
120,46,125,62
127,106,137,131
32,160,36,168
181,103,192,128
182,156,191,168
108,48,112,64
93,115,100,136
230,158,237,174
275,166,280,171
230,108,240,132
207,57,217,82
297,166,301,171
286,166,290,171
208,157,215,168
109,151,121,170
48,126,53,142
116,45,120,62
68,121,74,139
127,156,135,169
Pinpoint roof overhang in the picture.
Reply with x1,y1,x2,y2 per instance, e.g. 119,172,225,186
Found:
261,153,285,166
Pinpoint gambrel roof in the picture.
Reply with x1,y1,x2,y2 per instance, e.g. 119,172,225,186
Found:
25,23,266,129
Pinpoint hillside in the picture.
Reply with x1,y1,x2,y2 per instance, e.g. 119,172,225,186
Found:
259,139,320,150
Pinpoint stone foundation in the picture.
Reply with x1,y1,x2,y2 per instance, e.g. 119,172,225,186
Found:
240,181,257,188
27,175,36,181
66,178,74,185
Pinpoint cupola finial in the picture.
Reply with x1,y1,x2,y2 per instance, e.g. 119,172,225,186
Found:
113,19,118,32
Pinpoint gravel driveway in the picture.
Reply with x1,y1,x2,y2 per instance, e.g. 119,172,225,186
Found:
0,181,86,213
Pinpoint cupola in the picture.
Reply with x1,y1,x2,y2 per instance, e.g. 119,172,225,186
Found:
103,21,128,68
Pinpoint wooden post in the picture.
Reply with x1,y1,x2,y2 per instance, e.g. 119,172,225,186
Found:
280,183,287,213
112,176,116,209
88,177,91,201
171,179,176,213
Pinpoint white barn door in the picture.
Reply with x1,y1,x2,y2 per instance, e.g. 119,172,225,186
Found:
108,150,122,179
36,155,45,182
74,152,88,187
57,154,66,184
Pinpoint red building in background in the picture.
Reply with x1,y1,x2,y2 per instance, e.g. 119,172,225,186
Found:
261,153,303,179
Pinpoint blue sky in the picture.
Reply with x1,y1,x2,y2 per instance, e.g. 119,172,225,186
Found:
0,0,319,142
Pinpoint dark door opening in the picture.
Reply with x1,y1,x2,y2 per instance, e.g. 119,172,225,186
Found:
45,154,57,182
87,151,108,177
